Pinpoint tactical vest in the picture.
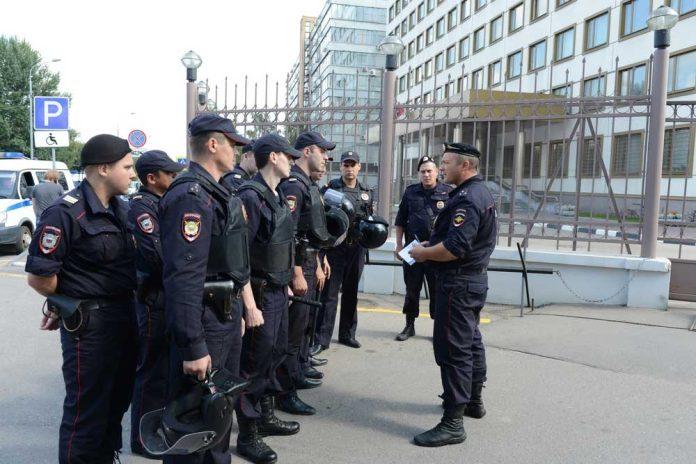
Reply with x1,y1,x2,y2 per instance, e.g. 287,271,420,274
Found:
328,178,372,241
238,180,294,287
168,171,250,286
290,171,330,246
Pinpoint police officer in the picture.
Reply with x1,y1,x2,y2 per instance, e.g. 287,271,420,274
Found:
25,134,137,464
221,139,257,192
275,131,335,415
235,133,302,464
159,113,256,464
312,150,374,353
127,150,183,456
409,142,496,448
394,155,452,341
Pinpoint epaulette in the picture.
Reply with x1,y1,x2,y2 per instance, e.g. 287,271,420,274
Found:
131,195,143,201
287,177,298,182
61,193,81,207
188,183,201,195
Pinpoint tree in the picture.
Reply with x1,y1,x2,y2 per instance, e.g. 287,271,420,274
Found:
0,36,77,163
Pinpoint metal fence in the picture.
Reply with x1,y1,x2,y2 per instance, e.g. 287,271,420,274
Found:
203,54,696,259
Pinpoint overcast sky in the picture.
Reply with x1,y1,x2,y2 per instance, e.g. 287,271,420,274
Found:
1,0,325,158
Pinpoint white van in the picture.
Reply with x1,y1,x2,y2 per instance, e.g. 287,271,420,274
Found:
0,153,75,253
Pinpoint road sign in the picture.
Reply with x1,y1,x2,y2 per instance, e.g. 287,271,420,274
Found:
128,129,147,148
34,130,70,148
34,97,69,130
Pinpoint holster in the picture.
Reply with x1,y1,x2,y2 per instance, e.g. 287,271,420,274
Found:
202,281,237,322
46,294,94,335
250,277,267,307
295,238,308,267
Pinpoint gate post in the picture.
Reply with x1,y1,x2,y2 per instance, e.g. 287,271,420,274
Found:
181,51,202,159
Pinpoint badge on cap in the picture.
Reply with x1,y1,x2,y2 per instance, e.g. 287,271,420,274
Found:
39,225,62,254
137,213,155,234
436,201,445,210
287,195,297,213
361,193,369,201
453,209,466,227
182,213,201,242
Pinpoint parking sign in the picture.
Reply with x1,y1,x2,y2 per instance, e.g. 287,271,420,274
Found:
34,96,69,130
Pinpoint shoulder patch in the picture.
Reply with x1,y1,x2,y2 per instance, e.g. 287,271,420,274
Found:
39,225,62,254
287,195,297,212
62,195,79,205
453,209,467,228
182,213,201,242
137,213,155,234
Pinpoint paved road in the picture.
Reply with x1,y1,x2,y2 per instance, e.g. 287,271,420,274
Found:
1,258,695,463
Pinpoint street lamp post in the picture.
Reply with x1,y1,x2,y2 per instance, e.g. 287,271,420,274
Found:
28,58,61,159
642,5,679,259
376,35,405,221
181,50,202,158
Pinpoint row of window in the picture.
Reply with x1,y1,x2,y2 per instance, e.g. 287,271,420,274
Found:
395,0,695,69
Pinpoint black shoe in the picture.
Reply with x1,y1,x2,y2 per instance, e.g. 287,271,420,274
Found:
310,344,328,356
310,356,328,367
338,337,361,348
277,392,316,415
304,366,324,380
258,395,300,437
296,377,322,389
237,419,278,464
465,383,486,419
395,317,416,341
413,406,467,447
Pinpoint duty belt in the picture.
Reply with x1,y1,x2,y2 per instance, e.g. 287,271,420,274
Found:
440,267,487,276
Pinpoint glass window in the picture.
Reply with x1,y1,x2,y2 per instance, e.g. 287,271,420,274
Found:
554,27,575,61
435,86,444,101
427,0,435,12
488,60,502,86
456,75,469,93
670,0,696,15
531,0,548,20
426,26,434,44
415,66,423,83
409,11,416,28
418,2,425,20
474,26,485,52
389,5,395,21
408,40,415,58
472,68,484,89
435,52,444,72
524,143,542,178
585,12,609,50
549,141,570,177
401,19,407,36
476,0,487,11
580,138,603,177
617,64,647,96
424,92,432,103
417,34,424,52
507,50,523,78
436,17,446,37
399,75,406,92
490,15,503,43
448,7,458,29
331,4,388,23
552,84,571,97
612,133,643,176
668,50,696,93
663,127,692,176
529,39,546,70
446,45,457,67
557,0,573,6
509,3,524,32
459,36,470,60
424,59,433,78
396,1,401,15
621,0,650,36
583,75,606,96
0,171,18,199
460,0,471,21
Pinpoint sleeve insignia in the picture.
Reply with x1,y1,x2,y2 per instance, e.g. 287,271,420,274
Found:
39,225,62,254
182,213,201,242
137,213,155,234
287,195,297,213
453,209,467,228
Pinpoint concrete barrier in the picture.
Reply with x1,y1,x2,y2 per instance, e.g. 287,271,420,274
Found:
359,240,671,310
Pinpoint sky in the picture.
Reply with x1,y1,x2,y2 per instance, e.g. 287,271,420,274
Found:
1,0,325,159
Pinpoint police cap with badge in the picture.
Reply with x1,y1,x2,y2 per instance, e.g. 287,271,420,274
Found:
188,113,251,146
443,142,481,158
135,150,184,182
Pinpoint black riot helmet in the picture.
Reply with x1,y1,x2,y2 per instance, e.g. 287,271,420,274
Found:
357,215,389,249
321,206,350,248
140,369,249,456
323,188,356,224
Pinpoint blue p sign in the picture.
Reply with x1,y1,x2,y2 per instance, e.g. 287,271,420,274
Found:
34,96,69,130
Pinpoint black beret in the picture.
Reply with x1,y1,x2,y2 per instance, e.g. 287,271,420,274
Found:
81,134,131,167
443,142,481,158
417,155,436,170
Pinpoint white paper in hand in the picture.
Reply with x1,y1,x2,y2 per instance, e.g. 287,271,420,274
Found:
398,239,420,266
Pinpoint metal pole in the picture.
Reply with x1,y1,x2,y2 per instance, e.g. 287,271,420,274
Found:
378,54,397,220
642,32,670,258
51,147,56,170
186,80,197,159
29,69,34,159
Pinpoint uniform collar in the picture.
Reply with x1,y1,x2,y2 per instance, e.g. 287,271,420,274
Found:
291,164,311,182
189,161,230,197
80,179,127,222
337,177,362,190
234,165,251,180
418,181,439,192
449,174,482,198
138,185,161,199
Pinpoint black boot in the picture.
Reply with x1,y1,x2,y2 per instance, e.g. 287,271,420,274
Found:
258,395,300,437
395,316,416,341
237,418,278,464
465,383,486,418
277,392,316,415
413,405,466,447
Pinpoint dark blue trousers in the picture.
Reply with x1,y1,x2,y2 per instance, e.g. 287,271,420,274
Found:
237,286,288,420
164,302,242,464
402,261,438,319
433,274,488,408
59,302,137,464
315,242,365,347
130,302,168,453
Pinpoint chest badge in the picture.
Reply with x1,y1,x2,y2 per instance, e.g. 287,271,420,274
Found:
182,213,201,242
361,193,369,201
287,195,297,213
453,210,467,228
39,225,62,254
436,200,445,210
137,213,155,234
